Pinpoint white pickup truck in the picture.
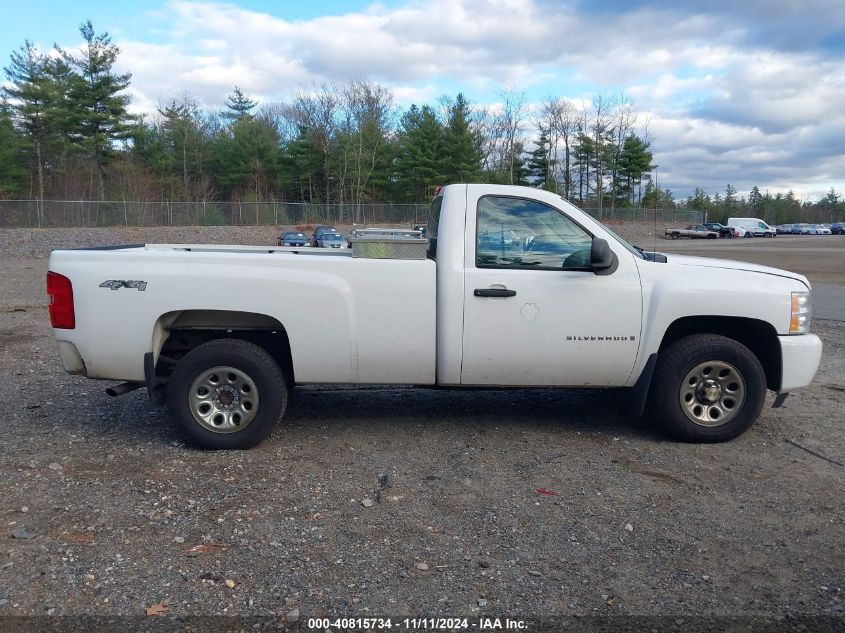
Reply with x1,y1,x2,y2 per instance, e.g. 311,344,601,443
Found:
47,184,822,449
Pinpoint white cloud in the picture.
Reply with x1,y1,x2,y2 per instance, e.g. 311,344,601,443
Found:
55,0,844,199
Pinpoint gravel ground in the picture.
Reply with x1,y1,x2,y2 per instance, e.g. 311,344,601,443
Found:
0,228,843,631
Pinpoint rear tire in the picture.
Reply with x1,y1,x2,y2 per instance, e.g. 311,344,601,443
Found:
166,338,288,449
671,232,680,240
649,334,766,442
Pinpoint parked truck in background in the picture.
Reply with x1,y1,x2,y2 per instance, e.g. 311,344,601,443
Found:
664,225,719,240
47,184,822,449
702,222,735,238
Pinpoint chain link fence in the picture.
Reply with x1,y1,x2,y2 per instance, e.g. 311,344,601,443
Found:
0,199,704,229
581,207,704,225
0,200,431,229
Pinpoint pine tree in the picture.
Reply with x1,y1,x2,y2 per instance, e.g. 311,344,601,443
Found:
616,135,654,206
59,21,135,197
212,117,280,201
748,185,763,214
223,86,257,122
3,41,57,217
0,102,26,196
442,93,482,183
510,141,530,186
396,104,445,200
526,126,555,190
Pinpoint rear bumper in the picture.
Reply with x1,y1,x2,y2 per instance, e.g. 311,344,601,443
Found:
56,340,87,375
778,334,822,392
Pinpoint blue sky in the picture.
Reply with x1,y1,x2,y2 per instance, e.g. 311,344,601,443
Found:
2,0,843,199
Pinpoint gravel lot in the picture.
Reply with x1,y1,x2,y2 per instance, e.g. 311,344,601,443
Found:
0,227,843,630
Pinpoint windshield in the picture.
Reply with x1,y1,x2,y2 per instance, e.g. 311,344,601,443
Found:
285,233,305,239
323,233,343,241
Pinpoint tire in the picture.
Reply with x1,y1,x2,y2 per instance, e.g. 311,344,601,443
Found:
671,232,680,240
166,338,288,449
649,334,766,442
744,231,753,238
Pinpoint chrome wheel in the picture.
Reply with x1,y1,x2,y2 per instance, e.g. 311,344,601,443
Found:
679,361,746,427
188,366,259,434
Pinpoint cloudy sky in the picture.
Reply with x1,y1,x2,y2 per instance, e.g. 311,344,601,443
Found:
3,0,843,199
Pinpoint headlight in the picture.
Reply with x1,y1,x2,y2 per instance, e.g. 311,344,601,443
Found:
790,291,811,334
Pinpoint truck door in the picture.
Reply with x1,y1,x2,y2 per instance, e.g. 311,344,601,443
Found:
460,191,642,386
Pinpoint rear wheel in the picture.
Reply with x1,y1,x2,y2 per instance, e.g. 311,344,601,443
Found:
167,338,288,449
671,232,680,240
649,334,766,442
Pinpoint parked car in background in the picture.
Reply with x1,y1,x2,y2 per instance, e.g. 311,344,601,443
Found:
665,225,719,240
806,224,831,235
790,224,803,234
311,225,337,247
727,217,776,238
316,231,346,248
702,222,735,238
278,231,310,247
830,222,844,235
776,224,792,235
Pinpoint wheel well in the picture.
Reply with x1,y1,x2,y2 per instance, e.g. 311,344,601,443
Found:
659,316,781,390
154,310,294,386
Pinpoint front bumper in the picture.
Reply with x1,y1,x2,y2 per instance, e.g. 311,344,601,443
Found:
778,334,822,392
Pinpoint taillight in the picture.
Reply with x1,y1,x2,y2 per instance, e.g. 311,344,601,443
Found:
47,271,75,329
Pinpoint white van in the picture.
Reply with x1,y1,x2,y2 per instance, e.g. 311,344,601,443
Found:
727,217,776,238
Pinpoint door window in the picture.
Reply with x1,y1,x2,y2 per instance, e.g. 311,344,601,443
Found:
476,196,593,270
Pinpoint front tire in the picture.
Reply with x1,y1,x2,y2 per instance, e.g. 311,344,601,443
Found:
166,339,288,449
649,334,766,442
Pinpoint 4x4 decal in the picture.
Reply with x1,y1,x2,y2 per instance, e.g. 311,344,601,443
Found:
99,280,147,291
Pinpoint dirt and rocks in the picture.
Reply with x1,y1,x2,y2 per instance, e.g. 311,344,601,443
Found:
0,226,843,630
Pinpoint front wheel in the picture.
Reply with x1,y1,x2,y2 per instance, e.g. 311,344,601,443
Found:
649,334,766,442
166,338,288,449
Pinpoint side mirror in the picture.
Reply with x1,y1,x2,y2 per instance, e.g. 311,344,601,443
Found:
590,238,615,271
590,238,618,275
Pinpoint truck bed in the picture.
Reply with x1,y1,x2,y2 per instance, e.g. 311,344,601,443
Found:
48,244,437,385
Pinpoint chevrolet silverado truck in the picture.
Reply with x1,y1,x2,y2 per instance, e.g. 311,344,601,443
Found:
46,184,822,449
665,225,719,240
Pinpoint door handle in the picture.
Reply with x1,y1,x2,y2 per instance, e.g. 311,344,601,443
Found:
474,288,517,297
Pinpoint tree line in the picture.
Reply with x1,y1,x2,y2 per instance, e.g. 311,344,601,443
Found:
1,21,842,227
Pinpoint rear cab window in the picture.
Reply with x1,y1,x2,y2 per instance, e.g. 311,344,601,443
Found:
427,196,443,260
